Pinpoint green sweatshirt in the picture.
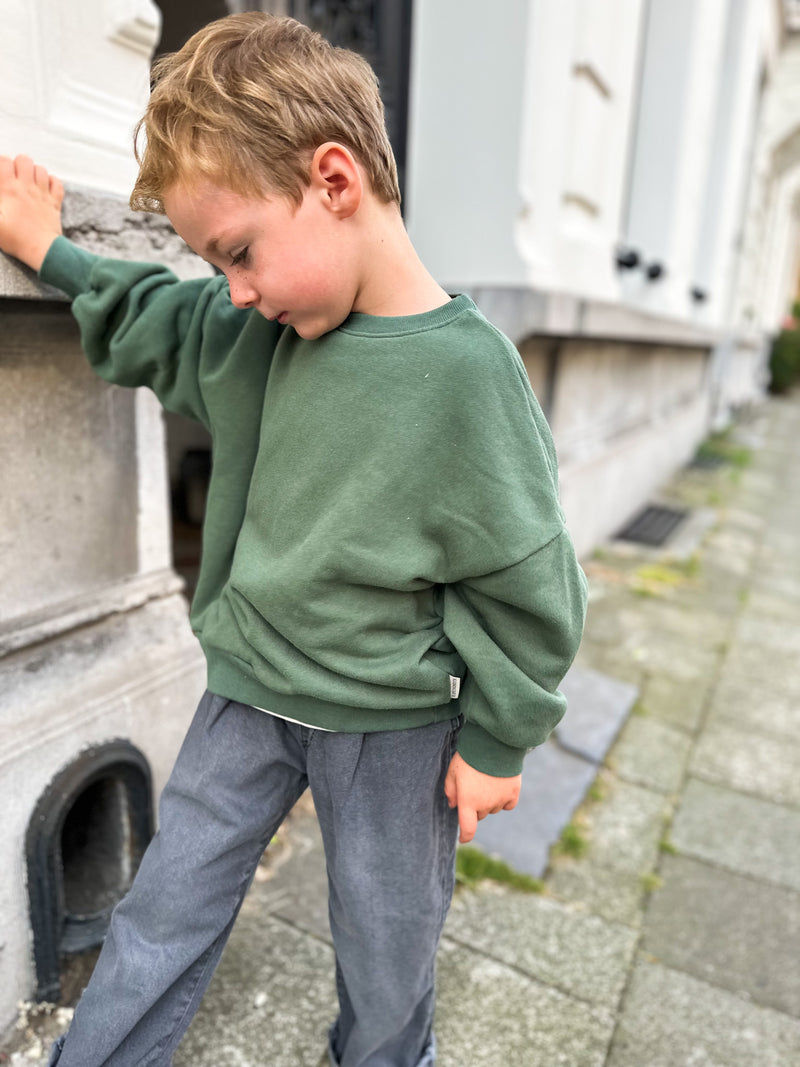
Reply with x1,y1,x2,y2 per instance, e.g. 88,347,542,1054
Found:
40,236,587,777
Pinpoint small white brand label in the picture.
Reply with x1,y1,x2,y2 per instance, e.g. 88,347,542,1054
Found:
449,675,461,699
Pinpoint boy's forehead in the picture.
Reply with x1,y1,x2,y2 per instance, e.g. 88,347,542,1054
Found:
163,181,264,246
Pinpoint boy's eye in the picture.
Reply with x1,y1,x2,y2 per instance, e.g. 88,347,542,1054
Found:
229,247,249,267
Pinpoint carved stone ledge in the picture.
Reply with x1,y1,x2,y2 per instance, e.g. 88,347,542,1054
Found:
469,284,721,350
104,0,162,57
0,182,212,301
0,569,186,659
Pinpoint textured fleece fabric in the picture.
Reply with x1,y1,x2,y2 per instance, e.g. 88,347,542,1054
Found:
40,236,587,776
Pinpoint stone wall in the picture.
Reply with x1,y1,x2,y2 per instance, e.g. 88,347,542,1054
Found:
519,336,712,558
0,189,209,1033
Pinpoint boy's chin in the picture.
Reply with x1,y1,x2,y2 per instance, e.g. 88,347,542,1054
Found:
289,316,345,341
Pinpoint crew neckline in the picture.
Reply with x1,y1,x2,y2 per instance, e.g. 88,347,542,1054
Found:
337,293,475,337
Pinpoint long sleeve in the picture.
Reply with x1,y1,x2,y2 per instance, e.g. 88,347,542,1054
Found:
38,236,252,427
38,236,280,629
443,530,587,776
411,309,588,778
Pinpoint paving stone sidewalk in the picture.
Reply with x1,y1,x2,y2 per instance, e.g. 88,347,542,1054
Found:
3,393,799,1066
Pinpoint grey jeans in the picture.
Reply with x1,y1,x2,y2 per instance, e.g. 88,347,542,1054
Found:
49,691,461,1067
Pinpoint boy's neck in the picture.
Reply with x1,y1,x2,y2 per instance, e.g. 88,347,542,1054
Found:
351,200,451,319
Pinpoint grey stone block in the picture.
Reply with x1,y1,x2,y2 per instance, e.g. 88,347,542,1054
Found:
0,252,64,300
547,860,645,928
572,639,646,687
61,185,212,280
175,915,336,1067
607,959,800,1067
735,612,800,655
556,665,638,762
707,671,800,745
671,778,800,891
0,186,211,302
750,567,800,605
622,630,720,684
690,721,800,806
719,638,800,703
611,715,692,794
643,853,800,1015
582,778,668,876
626,597,729,653
435,940,615,1067
637,672,710,734
748,587,800,623
445,886,637,1008
0,314,138,629
471,739,597,877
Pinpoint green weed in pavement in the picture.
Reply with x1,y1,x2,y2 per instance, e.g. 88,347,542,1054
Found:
455,846,544,893
554,822,589,859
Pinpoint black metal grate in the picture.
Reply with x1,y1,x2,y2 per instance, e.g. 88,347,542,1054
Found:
615,505,688,547
26,742,153,1002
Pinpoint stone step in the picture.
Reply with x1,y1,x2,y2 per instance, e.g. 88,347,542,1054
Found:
471,665,638,876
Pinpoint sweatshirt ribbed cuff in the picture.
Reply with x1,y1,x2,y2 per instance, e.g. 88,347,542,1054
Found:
456,720,527,777
39,236,97,299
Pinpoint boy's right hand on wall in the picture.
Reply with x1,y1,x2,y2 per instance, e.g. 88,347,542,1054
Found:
0,155,63,272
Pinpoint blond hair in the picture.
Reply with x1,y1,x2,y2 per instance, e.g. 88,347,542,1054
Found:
130,12,400,213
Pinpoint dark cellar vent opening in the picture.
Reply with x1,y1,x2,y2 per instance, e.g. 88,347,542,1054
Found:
27,741,154,1001
61,777,135,927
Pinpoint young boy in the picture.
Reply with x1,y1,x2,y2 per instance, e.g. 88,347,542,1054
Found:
0,13,586,1067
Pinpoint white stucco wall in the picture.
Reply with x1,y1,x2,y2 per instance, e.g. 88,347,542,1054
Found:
517,0,645,301
407,0,783,344
405,0,529,287
0,0,161,197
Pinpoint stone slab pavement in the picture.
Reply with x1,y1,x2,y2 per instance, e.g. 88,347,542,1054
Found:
3,392,800,1066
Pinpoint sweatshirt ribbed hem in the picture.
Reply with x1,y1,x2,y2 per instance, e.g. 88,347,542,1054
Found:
206,649,458,734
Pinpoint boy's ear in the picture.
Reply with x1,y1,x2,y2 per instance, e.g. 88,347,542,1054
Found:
310,142,362,219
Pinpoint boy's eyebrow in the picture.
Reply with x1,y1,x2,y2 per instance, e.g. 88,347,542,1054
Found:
203,231,241,259
203,236,223,258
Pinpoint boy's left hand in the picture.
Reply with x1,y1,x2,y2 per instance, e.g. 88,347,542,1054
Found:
444,752,521,844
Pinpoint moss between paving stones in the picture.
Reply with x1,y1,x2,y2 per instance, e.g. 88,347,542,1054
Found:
455,845,543,893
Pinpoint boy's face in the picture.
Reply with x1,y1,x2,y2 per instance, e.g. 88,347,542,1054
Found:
163,179,361,339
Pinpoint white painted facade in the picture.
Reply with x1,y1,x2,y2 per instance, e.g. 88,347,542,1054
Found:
407,0,799,552
407,0,793,336
0,0,162,197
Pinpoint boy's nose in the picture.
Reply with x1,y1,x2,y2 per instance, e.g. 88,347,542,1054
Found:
228,277,259,310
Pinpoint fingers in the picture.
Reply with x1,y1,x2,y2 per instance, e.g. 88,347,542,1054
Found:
34,164,50,190
14,154,34,181
49,174,64,209
458,805,478,845
1,156,61,200
444,762,457,809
